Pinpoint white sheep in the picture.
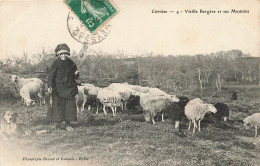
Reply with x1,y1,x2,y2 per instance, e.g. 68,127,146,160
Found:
11,75,45,104
140,89,179,124
148,88,169,96
81,83,95,89
243,113,260,138
108,83,139,111
140,94,171,124
97,87,122,116
148,88,180,101
11,74,44,89
75,84,100,113
122,83,150,93
75,86,88,113
20,82,44,106
184,98,217,134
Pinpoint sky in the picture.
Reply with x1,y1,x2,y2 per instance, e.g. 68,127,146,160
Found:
0,0,259,61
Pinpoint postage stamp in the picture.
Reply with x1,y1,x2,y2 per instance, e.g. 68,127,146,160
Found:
65,0,118,33
67,12,111,45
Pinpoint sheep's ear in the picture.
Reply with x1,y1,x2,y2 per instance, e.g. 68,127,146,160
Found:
3,111,7,117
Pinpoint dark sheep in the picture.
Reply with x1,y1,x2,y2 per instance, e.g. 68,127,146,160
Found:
176,96,189,109
126,94,141,111
166,103,184,132
214,102,229,122
164,96,189,133
83,88,102,113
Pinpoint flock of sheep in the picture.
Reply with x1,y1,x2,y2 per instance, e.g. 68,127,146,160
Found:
10,74,260,137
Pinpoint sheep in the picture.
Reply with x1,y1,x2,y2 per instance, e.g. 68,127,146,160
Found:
81,83,95,89
148,88,169,96
126,93,141,111
166,103,184,132
75,84,101,114
75,86,88,113
165,96,190,133
11,75,45,104
20,82,44,106
108,83,140,111
141,95,171,124
243,113,260,138
122,82,150,93
84,86,102,113
148,88,180,102
184,98,217,134
140,88,179,123
214,102,229,122
11,74,44,90
97,87,122,116
140,90,179,124
176,96,190,109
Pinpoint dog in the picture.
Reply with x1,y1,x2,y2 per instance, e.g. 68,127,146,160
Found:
0,111,46,139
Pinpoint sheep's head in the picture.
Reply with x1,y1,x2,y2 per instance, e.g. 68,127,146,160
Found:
11,75,18,83
243,117,250,129
170,95,180,102
177,96,189,108
143,111,151,122
130,90,140,96
25,99,35,107
206,104,217,114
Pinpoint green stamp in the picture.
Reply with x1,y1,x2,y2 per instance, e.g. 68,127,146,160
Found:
65,0,117,33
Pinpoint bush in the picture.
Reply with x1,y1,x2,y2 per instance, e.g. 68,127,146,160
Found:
0,73,20,100
230,100,258,114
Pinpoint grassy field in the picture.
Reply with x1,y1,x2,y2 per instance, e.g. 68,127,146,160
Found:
0,85,260,166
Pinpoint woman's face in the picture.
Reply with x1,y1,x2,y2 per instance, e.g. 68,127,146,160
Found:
58,53,69,60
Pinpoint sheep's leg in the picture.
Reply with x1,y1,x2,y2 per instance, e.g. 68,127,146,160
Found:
38,94,42,106
111,107,115,117
188,120,191,131
96,106,99,114
103,105,107,115
42,97,45,105
175,121,180,132
88,105,91,111
43,96,46,105
121,103,124,110
198,120,201,132
162,113,165,122
124,102,127,110
76,101,80,114
224,117,227,122
115,107,117,116
152,116,156,125
255,126,258,138
193,120,196,134
82,101,86,112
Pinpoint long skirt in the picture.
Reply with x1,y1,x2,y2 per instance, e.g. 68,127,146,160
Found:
47,94,77,122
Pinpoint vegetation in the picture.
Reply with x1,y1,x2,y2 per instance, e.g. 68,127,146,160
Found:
0,49,259,93
0,48,259,165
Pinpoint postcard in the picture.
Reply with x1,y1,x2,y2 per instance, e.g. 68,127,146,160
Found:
0,0,259,165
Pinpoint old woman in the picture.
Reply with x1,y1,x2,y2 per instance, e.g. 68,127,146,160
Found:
47,43,79,131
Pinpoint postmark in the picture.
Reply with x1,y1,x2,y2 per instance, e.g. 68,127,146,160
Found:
67,12,111,45
65,0,118,33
